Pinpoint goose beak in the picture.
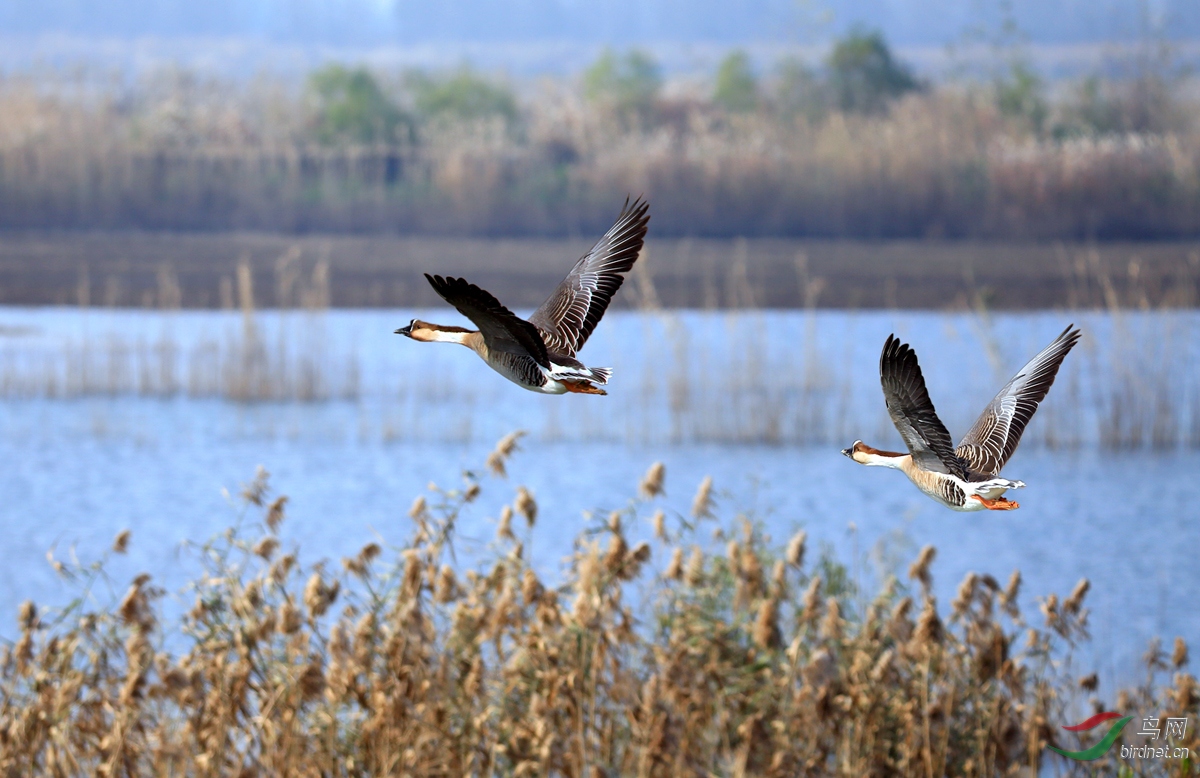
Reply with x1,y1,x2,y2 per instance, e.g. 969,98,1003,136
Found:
395,324,412,336
840,447,853,458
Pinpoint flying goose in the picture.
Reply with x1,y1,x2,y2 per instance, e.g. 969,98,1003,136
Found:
842,325,1082,511
396,197,650,394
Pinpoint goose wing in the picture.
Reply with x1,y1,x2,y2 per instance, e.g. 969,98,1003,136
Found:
956,325,1081,476
424,274,550,368
528,196,650,357
879,334,970,479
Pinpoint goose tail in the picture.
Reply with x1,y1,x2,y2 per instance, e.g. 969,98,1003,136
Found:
589,367,613,385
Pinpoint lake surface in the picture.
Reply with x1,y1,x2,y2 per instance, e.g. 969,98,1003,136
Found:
0,306,1196,690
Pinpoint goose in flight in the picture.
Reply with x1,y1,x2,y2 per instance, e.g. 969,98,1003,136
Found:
395,197,650,395
842,325,1082,511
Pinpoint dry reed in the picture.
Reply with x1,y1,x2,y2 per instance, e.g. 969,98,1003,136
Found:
0,254,358,402
0,197,1195,449
0,305,1196,450
1,437,1195,775
1,70,1198,239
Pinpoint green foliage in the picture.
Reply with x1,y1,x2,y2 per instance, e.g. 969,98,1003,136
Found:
582,48,662,115
826,28,921,114
713,50,759,113
1052,74,1181,138
1059,76,1128,136
409,67,519,126
817,546,856,601
774,57,827,121
306,64,411,145
995,61,1047,132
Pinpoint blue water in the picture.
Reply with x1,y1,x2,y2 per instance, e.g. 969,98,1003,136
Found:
0,307,1197,692
1,306,1196,446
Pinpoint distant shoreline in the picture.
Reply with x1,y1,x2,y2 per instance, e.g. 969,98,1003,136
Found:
0,232,1195,310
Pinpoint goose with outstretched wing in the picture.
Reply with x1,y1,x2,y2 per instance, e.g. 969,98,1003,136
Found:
842,325,1081,511
396,197,650,395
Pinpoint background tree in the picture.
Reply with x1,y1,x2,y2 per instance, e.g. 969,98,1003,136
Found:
773,57,828,121
994,61,1047,132
307,65,412,145
409,67,519,128
712,50,759,113
582,48,662,119
826,29,921,114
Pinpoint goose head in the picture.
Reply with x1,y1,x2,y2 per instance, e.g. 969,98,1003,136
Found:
842,440,906,467
395,319,472,343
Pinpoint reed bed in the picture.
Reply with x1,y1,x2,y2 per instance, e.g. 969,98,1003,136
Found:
0,226,1196,447
0,306,1196,450
1,69,1198,239
0,259,359,402
0,325,357,402
1,442,1194,775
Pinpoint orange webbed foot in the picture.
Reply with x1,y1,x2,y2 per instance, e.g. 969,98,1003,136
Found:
972,495,1020,511
562,380,607,395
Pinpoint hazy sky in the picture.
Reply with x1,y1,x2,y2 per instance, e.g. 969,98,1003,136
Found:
3,0,1195,45
1,0,1196,77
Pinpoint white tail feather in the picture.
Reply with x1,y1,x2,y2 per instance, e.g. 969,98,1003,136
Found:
973,477,1025,500
549,363,613,385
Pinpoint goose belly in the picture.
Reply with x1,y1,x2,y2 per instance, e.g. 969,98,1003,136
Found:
536,378,571,394
907,470,985,512
484,352,564,393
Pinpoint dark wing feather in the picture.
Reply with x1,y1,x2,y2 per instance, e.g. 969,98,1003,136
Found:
879,335,969,479
528,196,650,356
956,325,1081,476
424,274,550,368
